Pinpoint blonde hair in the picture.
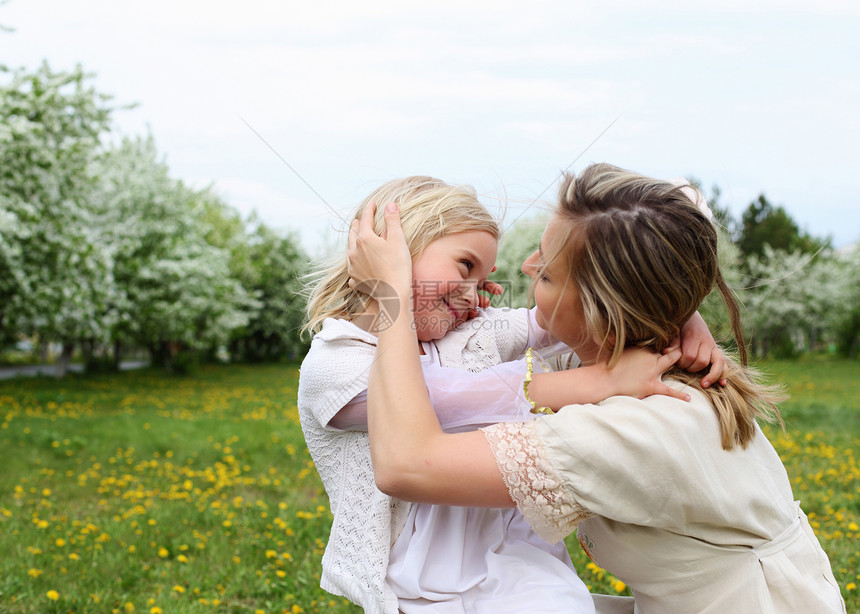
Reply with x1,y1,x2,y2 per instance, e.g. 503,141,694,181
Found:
303,176,500,336
544,163,783,450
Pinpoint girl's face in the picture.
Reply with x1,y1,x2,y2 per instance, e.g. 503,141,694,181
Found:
521,216,600,363
411,231,498,341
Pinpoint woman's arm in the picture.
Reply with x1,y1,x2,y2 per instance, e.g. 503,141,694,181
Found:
349,201,513,506
368,294,513,506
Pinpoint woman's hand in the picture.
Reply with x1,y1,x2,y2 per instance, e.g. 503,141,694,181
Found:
347,201,413,298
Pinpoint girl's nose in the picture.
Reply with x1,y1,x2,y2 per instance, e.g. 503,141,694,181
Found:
464,282,479,306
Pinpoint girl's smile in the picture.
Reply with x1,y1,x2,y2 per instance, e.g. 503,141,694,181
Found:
411,230,498,341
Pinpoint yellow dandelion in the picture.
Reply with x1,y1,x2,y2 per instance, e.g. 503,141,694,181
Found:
172,585,185,593
846,582,856,591
124,602,135,612
42,488,51,496
177,554,188,563
46,590,60,601
55,538,66,547
28,568,42,578
157,547,169,558
291,605,303,613
265,549,277,559
69,553,79,561
276,570,286,578
613,579,627,593
150,607,162,614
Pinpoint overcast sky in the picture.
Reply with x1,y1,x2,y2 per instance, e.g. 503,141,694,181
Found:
4,0,859,254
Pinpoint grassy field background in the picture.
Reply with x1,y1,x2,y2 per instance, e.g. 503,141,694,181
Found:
0,359,857,613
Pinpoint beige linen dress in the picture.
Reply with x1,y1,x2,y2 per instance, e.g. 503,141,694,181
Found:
483,383,846,614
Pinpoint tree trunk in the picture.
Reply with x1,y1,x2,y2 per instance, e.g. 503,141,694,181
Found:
113,340,123,370
55,341,74,378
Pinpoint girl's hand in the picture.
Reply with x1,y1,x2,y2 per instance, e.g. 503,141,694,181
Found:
464,279,505,319
673,312,728,388
607,347,691,402
347,201,413,297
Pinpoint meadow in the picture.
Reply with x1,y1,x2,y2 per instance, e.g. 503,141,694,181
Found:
0,359,857,613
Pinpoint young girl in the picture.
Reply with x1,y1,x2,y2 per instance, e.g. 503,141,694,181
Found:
298,176,724,614
348,165,846,613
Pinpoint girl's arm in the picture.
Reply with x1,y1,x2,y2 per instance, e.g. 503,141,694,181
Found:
330,360,535,432
333,346,686,432
529,346,686,409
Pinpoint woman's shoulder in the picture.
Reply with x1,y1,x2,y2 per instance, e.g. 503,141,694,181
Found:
543,387,714,449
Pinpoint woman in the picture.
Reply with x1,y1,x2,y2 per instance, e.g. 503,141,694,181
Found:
347,163,846,613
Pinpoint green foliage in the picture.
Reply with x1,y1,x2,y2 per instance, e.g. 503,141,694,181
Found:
229,221,310,362
738,194,827,259
491,214,547,309
698,224,744,345
830,246,860,358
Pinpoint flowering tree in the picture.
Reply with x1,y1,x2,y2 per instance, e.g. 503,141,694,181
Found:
94,136,255,371
740,246,835,357
226,219,309,361
0,62,115,374
830,245,860,357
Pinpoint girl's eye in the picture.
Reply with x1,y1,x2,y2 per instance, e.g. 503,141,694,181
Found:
460,260,474,272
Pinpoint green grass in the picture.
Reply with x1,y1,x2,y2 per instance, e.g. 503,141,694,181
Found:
0,359,857,613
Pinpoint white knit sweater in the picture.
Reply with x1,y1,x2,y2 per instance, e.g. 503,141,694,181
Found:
297,307,536,614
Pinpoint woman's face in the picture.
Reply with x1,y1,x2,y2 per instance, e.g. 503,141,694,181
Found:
521,216,600,363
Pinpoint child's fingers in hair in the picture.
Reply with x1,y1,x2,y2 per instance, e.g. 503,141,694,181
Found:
701,349,727,389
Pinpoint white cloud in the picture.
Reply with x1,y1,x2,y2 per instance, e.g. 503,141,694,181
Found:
3,0,859,249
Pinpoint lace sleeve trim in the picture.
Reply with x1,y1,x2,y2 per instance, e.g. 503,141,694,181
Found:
482,421,593,544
